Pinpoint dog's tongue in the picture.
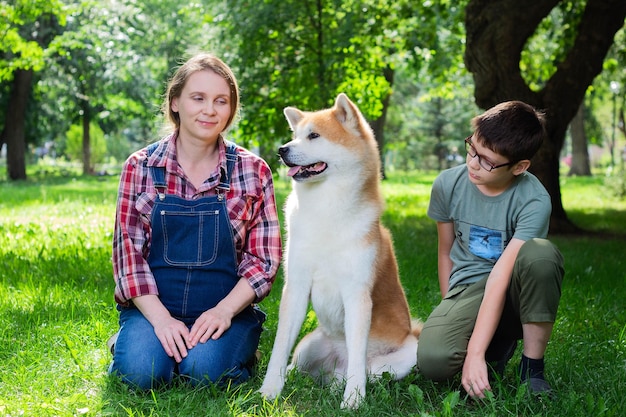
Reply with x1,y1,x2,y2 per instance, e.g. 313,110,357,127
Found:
287,166,302,177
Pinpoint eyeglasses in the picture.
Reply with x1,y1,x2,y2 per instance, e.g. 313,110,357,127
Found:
464,136,516,172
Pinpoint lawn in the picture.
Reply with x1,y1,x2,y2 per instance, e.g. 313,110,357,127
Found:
0,168,624,416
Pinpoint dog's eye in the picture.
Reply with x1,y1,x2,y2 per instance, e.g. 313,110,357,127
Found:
307,132,320,140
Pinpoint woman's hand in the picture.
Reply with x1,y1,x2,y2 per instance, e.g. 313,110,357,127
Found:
189,278,257,346
132,294,191,363
152,316,192,363
189,305,233,346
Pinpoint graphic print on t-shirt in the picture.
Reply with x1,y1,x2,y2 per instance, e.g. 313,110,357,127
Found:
469,224,503,261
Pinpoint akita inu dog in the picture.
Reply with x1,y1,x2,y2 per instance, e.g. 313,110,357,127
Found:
258,94,421,409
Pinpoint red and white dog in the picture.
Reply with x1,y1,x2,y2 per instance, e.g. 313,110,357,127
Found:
258,94,421,409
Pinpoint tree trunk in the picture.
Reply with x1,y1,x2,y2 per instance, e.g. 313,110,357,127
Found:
370,66,394,179
617,100,626,171
465,0,626,233
81,100,93,175
5,69,33,181
568,102,591,176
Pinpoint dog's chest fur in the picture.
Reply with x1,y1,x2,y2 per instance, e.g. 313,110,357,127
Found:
285,181,380,335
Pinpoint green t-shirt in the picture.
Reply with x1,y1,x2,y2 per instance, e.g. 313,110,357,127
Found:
427,164,551,290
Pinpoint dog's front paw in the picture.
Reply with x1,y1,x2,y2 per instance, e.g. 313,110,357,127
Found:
258,379,284,400
340,382,365,409
340,394,362,410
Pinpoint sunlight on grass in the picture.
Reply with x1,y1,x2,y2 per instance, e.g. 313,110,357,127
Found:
560,175,626,232
0,172,624,416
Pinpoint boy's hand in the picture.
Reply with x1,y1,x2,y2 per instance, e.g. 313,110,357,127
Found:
461,353,491,399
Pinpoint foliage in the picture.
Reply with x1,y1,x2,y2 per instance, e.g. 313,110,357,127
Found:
1,0,625,190
216,0,472,167
0,172,625,415
0,0,67,81
385,63,478,171
520,1,584,91
381,1,477,172
31,0,221,162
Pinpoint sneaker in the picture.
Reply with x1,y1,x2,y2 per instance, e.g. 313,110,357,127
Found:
527,377,552,393
107,331,119,355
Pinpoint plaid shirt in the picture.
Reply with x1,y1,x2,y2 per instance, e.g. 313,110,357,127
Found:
112,133,282,305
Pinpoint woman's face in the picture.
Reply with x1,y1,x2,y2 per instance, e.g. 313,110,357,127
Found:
171,70,232,144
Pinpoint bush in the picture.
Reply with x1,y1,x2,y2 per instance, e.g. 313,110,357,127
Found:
603,166,626,199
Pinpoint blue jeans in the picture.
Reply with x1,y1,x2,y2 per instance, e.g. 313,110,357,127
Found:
109,306,265,390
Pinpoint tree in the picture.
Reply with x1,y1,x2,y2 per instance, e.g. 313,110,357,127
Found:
219,0,462,173
464,0,626,233
568,102,592,176
37,0,213,174
0,0,66,180
65,122,106,169
219,0,390,168
45,0,141,175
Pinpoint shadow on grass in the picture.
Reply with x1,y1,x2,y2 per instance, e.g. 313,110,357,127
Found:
558,207,626,239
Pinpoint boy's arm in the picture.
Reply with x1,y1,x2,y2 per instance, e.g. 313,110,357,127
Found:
436,221,455,297
461,237,526,398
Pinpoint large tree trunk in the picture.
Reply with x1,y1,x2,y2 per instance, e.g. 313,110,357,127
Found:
568,102,591,176
5,69,33,181
465,0,626,233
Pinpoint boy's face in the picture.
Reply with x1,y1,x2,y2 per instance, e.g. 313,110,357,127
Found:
465,135,525,194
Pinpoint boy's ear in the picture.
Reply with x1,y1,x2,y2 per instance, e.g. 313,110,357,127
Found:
512,160,531,175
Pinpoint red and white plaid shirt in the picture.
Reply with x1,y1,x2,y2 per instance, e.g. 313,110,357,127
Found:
112,133,282,305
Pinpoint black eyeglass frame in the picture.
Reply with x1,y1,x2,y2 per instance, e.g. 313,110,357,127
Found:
464,136,517,172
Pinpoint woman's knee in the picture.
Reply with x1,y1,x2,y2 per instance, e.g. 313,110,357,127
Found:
188,312,262,385
110,308,174,389
179,333,257,386
110,354,173,390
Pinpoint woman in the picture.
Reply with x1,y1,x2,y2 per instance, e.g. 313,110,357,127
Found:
109,53,281,389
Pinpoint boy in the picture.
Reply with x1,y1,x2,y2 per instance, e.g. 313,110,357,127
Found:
417,101,564,398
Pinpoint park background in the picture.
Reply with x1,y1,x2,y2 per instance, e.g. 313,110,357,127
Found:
1,1,626,416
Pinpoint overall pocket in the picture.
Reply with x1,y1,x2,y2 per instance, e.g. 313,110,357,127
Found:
160,209,220,266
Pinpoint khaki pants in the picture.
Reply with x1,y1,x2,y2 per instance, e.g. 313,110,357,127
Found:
417,238,564,381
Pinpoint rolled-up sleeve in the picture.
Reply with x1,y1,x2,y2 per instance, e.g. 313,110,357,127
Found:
230,153,282,302
112,153,159,305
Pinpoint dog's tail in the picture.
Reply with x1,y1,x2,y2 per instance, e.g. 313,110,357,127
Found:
410,319,424,339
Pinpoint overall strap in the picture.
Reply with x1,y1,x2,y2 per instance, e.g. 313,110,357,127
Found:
145,140,236,199
217,140,238,192
144,142,167,199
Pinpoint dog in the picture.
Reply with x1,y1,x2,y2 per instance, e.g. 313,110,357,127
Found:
258,93,421,409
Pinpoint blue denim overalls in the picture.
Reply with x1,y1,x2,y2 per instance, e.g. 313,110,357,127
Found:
111,141,265,389
147,143,240,323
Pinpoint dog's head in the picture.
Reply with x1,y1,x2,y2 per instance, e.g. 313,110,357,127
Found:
279,93,377,183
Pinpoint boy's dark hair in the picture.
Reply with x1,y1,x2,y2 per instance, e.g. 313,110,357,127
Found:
471,101,546,162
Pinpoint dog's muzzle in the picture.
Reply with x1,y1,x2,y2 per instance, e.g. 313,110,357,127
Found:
278,146,328,180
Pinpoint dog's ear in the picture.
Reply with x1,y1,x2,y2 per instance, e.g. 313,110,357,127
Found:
334,93,362,131
284,107,305,131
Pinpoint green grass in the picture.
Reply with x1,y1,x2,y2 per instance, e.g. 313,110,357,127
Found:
0,169,625,416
